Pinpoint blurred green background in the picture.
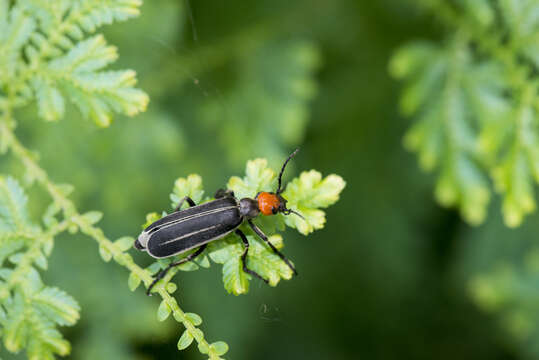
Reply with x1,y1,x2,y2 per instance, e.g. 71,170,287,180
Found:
4,0,538,359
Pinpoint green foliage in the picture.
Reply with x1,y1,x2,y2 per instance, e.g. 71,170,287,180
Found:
0,1,197,359
281,170,346,234
0,177,79,360
208,234,292,294
390,0,539,227
170,174,205,208
178,328,195,350
393,0,539,358
144,159,345,297
0,0,344,359
0,0,148,127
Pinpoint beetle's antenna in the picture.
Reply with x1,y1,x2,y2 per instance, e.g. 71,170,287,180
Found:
276,148,299,194
284,208,305,220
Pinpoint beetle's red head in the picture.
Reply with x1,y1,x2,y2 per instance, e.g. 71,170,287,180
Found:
255,149,304,219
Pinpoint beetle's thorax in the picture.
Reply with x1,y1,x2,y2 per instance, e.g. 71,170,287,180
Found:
239,198,260,219
257,192,287,215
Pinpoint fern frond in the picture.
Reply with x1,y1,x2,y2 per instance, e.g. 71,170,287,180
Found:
0,2,36,80
391,37,492,224
0,177,79,360
24,0,141,54
1,0,148,126
282,170,346,234
0,176,32,232
392,0,539,226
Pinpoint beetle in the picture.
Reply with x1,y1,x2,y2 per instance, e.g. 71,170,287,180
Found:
135,149,304,295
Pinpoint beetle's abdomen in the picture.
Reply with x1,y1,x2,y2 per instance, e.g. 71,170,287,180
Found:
145,197,242,258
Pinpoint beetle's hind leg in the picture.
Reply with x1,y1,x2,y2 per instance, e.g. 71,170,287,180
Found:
235,229,269,284
248,220,298,276
146,244,207,296
174,196,197,212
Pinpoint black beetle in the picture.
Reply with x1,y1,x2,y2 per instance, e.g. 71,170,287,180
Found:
136,149,303,295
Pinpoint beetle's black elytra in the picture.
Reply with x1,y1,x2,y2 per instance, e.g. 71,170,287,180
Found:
142,197,241,258
136,149,302,295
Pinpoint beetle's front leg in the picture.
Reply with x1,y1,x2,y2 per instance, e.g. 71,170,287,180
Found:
147,244,208,296
174,196,197,212
248,219,298,275
235,229,269,284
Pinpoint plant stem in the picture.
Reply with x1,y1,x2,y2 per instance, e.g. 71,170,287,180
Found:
0,111,224,360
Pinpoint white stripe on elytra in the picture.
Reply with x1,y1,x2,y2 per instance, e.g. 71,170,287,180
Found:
149,205,238,232
158,224,220,246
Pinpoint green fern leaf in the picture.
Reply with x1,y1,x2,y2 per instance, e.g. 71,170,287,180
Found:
32,77,65,121
210,341,229,356
491,104,539,227
282,170,346,235
393,0,539,226
0,238,25,267
25,315,71,359
0,177,31,232
71,0,142,33
227,158,276,199
0,177,80,359
391,39,492,224
170,174,205,209
247,234,293,286
1,0,148,126
207,237,250,295
499,0,539,68
2,275,79,359
499,0,538,37
43,35,148,126
156,300,171,322
47,34,117,73
458,0,494,27
185,312,203,326
3,292,29,353
33,287,80,326
208,233,293,295
177,329,194,350
24,0,141,43
0,2,36,76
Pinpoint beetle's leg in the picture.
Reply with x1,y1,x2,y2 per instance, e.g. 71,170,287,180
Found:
235,229,269,284
174,196,196,212
248,220,298,276
215,188,235,199
146,244,207,296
